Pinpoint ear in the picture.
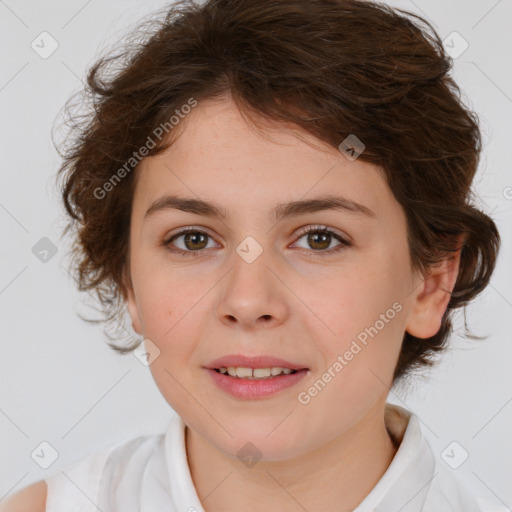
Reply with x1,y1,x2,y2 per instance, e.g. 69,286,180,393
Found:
121,267,142,335
405,237,464,339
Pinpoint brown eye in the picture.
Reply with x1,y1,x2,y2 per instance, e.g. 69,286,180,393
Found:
293,225,351,255
182,232,209,250
306,231,332,251
165,229,216,254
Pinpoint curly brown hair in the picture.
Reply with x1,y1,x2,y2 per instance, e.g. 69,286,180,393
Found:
55,0,500,384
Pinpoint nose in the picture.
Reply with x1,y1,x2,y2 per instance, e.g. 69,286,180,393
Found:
215,247,289,331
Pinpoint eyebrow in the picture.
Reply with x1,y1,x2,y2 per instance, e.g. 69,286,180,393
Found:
143,194,376,222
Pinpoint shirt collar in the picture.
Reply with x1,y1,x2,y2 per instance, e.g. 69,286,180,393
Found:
355,403,436,511
165,403,435,512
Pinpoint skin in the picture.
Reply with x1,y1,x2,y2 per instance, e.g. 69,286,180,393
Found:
123,94,461,512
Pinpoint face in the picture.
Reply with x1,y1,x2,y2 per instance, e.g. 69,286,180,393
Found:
124,95,455,461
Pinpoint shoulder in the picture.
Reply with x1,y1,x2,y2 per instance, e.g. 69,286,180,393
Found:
475,496,511,512
425,461,510,512
385,406,508,512
43,431,166,511
0,480,47,512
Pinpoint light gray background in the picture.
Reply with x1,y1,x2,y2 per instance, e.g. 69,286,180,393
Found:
1,0,511,507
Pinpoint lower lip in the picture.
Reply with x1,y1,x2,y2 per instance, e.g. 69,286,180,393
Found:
205,368,309,399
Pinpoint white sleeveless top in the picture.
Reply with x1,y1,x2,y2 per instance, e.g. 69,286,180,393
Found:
44,404,508,512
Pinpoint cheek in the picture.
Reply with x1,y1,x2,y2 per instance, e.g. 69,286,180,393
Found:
311,256,406,371
133,268,213,368
131,249,199,330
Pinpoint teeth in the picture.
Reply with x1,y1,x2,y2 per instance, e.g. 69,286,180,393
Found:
253,368,271,378
231,366,252,378
219,367,296,379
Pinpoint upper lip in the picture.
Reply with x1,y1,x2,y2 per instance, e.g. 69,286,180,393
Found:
205,354,308,370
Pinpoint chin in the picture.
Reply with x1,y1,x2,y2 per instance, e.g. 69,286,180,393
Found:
216,417,309,462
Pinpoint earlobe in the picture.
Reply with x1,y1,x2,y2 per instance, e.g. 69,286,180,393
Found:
405,243,463,339
121,269,142,335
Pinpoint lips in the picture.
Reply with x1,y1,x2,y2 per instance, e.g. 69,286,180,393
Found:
204,354,308,371
206,367,309,399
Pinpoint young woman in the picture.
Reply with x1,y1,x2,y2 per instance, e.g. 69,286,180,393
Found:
2,0,506,510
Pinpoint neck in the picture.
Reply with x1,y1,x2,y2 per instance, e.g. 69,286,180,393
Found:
186,399,399,512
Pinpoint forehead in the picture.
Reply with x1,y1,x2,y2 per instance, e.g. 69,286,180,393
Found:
132,97,396,221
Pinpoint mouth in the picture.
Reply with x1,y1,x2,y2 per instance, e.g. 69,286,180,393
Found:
204,354,309,399
205,365,309,400
212,366,301,379
205,354,308,373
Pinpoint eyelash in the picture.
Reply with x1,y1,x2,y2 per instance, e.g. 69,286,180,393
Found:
163,225,351,257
